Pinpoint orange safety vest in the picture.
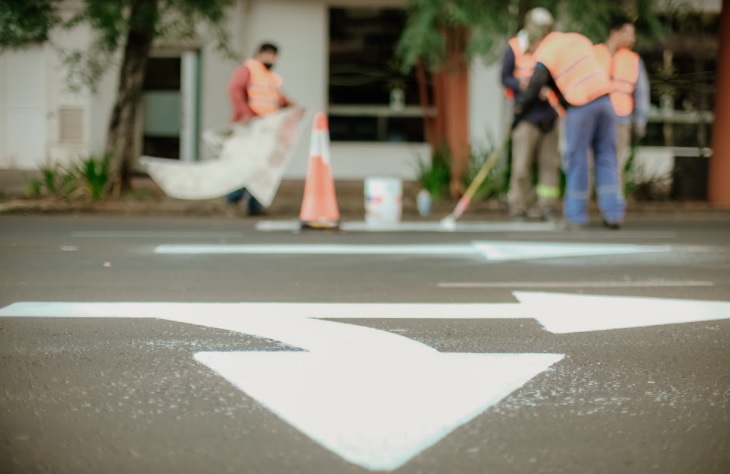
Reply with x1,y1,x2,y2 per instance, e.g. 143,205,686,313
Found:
532,32,611,107
504,37,565,117
593,44,640,117
245,59,284,116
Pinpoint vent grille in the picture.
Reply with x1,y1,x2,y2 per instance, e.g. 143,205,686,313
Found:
59,107,84,143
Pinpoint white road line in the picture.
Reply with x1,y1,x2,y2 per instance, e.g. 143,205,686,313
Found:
154,241,673,261
154,244,474,255
71,231,244,238
438,280,715,289
0,301,530,320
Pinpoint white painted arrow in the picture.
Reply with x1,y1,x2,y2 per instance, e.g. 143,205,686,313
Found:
0,301,562,471
2,293,729,333
2,295,729,469
514,292,730,333
165,312,562,471
195,351,560,471
153,241,672,262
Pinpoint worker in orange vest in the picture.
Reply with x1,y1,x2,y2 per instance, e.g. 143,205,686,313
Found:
515,31,625,229
225,42,292,216
594,14,650,195
501,7,562,222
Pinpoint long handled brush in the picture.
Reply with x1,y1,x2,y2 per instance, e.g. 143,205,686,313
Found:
440,137,510,230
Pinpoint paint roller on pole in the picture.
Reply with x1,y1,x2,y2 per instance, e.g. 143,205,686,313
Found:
439,137,510,230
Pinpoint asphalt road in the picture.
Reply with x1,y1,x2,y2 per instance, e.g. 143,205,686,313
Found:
1,214,729,474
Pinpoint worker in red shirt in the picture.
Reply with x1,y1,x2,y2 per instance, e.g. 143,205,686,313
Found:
226,42,292,216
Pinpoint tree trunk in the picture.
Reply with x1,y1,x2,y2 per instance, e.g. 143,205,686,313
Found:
709,0,730,204
416,58,438,149
105,0,158,196
432,70,448,152
442,26,470,199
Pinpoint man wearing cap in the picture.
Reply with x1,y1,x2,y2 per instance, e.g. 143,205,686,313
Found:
594,14,650,195
501,7,562,222
515,28,625,230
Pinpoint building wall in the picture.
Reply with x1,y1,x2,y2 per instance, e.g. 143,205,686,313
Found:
0,0,528,178
238,0,432,180
0,48,48,168
0,0,720,185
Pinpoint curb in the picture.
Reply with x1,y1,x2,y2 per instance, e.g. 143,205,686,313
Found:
2,197,730,221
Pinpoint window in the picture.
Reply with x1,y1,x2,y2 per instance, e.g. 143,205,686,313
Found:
328,8,426,143
142,57,182,159
639,11,718,149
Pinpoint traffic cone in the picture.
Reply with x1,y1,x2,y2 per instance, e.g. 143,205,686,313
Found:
299,113,340,230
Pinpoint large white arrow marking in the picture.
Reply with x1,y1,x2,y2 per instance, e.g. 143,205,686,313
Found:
3,294,730,468
166,312,564,470
153,241,672,262
0,301,561,471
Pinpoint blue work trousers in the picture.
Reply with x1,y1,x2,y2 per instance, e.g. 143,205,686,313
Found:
563,95,625,224
226,188,264,215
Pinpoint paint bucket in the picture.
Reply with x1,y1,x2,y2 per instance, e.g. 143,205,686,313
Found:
365,177,402,227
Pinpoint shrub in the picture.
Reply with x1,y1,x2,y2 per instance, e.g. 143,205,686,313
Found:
72,154,110,200
27,163,78,199
466,141,509,200
26,154,111,201
413,143,451,202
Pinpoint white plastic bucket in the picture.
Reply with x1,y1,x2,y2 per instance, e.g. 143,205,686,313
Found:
364,177,402,226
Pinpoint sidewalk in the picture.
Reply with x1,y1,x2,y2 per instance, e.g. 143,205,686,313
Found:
1,169,729,221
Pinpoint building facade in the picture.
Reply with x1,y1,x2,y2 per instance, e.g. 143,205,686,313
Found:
0,0,721,185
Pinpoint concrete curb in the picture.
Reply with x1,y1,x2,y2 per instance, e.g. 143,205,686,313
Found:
2,196,729,221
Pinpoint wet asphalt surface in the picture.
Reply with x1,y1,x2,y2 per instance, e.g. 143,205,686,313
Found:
0,214,729,474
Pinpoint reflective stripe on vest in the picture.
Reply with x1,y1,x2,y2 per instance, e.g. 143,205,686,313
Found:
533,32,611,107
505,37,565,117
593,44,640,116
245,59,283,116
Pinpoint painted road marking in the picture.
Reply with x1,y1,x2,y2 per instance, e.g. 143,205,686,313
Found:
438,280,715,289
3,295,730,469
514,292,730,333
162,311,561,471
0,300,562,471
195,351,561,471
3,293,729,333
154,241,672,261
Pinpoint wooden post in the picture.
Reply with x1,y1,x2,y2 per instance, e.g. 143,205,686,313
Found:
709,0,730,205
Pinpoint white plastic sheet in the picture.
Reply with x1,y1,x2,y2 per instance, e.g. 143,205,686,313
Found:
140,106,307,206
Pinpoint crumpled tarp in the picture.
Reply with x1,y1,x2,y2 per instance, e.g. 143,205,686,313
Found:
140,106,307,206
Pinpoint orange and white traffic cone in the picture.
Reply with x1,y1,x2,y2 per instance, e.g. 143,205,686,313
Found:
299,113,340,230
